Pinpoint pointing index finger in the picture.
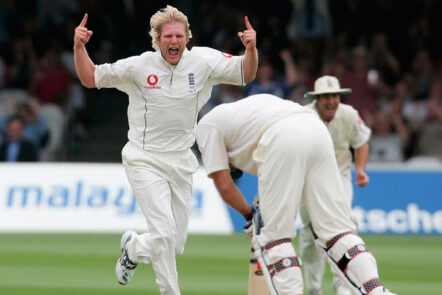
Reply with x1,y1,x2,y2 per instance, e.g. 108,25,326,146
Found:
244,16,253,30
79,13,88,27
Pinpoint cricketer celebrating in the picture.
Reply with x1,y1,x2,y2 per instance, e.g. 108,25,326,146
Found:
196,94,395,295
73,5,257,295
300,75,371,295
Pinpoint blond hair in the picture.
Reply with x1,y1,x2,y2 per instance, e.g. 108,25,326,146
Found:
149,5,192,50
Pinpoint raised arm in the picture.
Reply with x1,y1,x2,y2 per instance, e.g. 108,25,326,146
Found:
238,16,258,83
280,49,299,87
73,14,96,88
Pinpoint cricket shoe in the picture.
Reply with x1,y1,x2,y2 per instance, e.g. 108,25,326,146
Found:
116,230,138,285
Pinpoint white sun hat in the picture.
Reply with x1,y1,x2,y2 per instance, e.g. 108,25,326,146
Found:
304,75,352,98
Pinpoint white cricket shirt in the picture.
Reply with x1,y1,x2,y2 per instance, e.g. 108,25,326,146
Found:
196,94,314,176
94,47,245,152
306,101,371,173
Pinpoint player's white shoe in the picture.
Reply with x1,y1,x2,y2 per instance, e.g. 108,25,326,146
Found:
115,230,138,285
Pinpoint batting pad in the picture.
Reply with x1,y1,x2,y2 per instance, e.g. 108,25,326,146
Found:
315,232,385,294
252,236,303,295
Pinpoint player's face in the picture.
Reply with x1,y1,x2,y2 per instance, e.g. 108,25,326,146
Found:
316,93,340,122
158,22,188,65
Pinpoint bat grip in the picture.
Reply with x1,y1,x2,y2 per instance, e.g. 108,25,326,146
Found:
253,210,263,236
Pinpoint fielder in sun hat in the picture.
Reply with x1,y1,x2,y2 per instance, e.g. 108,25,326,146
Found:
304,75,352,98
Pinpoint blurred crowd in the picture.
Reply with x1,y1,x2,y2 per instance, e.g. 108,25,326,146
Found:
0,0,441,163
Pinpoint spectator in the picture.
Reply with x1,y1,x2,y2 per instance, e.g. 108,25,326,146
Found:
425,80,442,122
1,100,50,151
286,0,332,41
412,49,434,99
3,36,37,89
31,46,70,106
369,33,400,86
401,73,428,125
0,115,37,162
403,79,441,126
0,89,28,119
0,0,440,163
342,46,380,122
414,80,442,160
16,100,50,150
369,111,410,162
245,51,296,99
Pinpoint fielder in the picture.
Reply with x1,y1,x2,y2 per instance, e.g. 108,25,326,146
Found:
73,5,258,295
196,94,395,295
299,75,371,295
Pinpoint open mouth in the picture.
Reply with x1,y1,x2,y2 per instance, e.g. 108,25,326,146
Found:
169,48,179,56
326,107,337,115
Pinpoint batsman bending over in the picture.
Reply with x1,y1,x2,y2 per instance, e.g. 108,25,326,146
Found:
196,94,397,295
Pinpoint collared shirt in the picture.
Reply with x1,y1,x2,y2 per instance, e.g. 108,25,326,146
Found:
197,94,315,176
306,101,371,173
95,47,245,152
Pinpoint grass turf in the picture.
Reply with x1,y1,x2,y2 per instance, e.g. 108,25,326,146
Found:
0,234,441,295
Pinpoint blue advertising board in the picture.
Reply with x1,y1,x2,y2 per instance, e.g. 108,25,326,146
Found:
231,168,442,234
352,169,442,234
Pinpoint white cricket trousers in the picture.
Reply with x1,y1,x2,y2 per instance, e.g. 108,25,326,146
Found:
299,171,355,294
121,142,199,295
253,114,356,294
255,113,356,244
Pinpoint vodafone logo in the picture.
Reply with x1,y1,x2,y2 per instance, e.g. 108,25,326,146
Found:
145,74,161,89
222,52,232,58
147,75,158,85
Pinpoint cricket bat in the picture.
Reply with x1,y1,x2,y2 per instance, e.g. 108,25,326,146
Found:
248,245,270,295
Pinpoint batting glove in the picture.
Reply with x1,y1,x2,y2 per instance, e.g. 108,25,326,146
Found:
252,194,259,209
244,219,254,238
243,207,256,238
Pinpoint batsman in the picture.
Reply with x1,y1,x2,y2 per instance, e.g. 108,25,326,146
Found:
196,94,397,295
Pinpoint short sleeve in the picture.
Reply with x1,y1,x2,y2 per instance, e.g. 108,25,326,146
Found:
94,55,139,89
193,47,245,86
350,110,372,149
196,123,230,177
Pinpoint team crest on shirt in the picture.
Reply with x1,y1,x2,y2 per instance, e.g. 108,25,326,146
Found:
188,73,195,92
144,74,161,89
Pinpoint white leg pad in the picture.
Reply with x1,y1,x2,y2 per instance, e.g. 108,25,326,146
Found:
253,236,303,295
317,232,385,294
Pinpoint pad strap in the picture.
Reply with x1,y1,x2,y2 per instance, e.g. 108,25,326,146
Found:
268,256,301,277
326,231,352,249
337,244,370,272
261,238,292,253
362,278,383,294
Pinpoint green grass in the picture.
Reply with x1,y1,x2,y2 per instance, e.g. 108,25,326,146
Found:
0,234,441,294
